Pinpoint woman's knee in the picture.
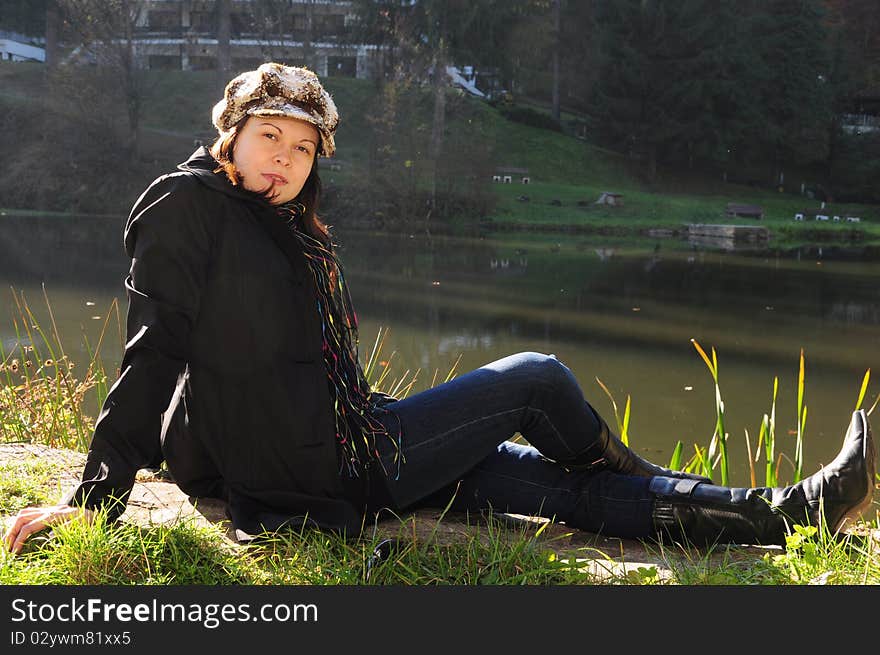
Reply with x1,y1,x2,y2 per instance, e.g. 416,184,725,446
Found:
503,351,557,372
514,351,574,389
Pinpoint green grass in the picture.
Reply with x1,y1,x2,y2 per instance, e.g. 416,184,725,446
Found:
646,523,880,585
0,459,58,513
0,510,259,585
482,180,880,244
0,504,622,585
466,99,634,188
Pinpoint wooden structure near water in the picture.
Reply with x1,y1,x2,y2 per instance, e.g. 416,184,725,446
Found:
687,224,770,243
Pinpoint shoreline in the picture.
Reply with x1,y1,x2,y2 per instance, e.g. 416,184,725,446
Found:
3,206,877,249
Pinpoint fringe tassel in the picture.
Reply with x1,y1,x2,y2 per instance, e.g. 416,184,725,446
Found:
278,204,402,480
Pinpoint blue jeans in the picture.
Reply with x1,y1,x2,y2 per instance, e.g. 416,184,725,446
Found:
374,352,655,540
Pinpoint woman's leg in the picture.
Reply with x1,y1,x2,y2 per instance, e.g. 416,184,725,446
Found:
413,411,875,546
375,352,600,509
411,440,656,539
374,352,669,535
375,353,876,546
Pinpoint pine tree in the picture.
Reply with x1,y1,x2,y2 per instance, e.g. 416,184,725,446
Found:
0,0,50,37
750,0,831,185
659,0,766,175
590,0,673,180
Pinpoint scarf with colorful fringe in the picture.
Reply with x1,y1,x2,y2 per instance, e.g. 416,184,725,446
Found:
277,203,402,481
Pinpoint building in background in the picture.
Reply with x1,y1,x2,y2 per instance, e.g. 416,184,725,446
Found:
132,0,378,78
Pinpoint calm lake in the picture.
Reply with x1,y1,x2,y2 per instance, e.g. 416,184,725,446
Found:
2,213,879,488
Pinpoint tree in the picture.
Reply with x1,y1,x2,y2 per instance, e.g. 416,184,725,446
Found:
488,0,599,115
589,0,833,183
344,1,512,224
497,1,555,99
657,0,766,174
301,0,315,70
56,0,148,159
750,0,831,185
217,0,231,90
350,0,500,218
348,0,404,82
824,0,880,91
245,0,291,64
0,0,61,67
558,0,598,115
590,0,678,180
550,0,561,120
0,0,50,36
45,1,60,68
821,0,880,197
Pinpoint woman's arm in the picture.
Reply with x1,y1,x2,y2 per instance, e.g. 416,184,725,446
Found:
3,174,213,553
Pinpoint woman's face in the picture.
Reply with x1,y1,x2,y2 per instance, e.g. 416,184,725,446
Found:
231,115,319,205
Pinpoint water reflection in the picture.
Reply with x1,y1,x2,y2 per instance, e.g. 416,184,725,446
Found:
339,228,880,485
340,231,880,370
2,214,879,487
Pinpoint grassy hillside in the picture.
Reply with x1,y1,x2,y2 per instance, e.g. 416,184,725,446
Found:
2,61,879,243
0,63,638,212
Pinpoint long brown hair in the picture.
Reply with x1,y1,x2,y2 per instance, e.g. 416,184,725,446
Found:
210,116,330,244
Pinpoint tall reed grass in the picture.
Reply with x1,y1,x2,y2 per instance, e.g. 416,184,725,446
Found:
0,288,120,452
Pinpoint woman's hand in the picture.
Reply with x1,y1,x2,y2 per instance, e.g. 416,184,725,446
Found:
3,505,94,555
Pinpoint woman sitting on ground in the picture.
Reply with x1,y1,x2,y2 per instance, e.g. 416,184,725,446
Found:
4,63,875,554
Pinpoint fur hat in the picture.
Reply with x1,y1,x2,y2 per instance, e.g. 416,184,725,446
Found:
212,63,339,157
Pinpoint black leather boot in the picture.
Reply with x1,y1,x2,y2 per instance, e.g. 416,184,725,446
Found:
564,416,713,483
650,409,876,547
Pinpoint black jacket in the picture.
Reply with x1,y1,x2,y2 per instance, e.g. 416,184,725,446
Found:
64,148,376,536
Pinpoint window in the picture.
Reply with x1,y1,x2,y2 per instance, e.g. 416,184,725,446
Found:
190,11,213,31
291,13,308,31
315,14,345,37
147,10,179,30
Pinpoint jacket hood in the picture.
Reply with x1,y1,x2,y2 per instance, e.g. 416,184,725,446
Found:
177,147,272,206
